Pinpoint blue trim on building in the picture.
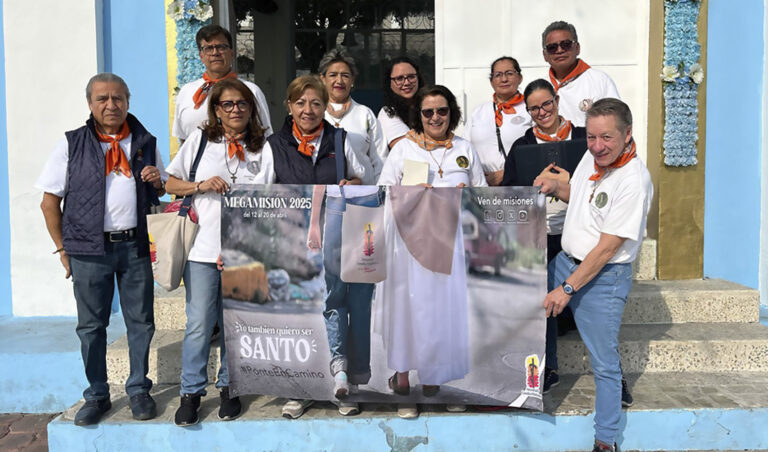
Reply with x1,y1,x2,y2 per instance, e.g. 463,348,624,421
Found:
704,0,764,289
0,0,13,316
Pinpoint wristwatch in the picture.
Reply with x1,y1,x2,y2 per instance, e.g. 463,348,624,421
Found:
561,281,576,295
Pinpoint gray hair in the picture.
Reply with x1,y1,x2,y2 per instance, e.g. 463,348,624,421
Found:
86,73,131,102
586,98,632,132
317,47,358,78
541,21,579,48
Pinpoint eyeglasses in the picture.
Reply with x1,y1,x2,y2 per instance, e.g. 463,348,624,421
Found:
421,107,450,118
390,74,418,86
491,70,519,80
544,39,576,55
201,44,231,55
526,99,556,115
217,100,250,113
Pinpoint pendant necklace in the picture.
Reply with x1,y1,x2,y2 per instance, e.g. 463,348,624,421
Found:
427,148,448,178
224,151,239,183
588,168,612,203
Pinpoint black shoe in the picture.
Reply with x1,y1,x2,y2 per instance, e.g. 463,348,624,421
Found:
621,377,633,407
174,394,201,427
129,392,157,421
592,440,617,452
74,398,112,426
542,367,560,394
211,324,221,342
218,387,242,420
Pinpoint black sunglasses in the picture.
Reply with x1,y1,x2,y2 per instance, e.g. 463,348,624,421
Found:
545,39,576,55
421,107,450,119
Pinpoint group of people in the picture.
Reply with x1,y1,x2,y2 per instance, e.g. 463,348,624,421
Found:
37,19,651,452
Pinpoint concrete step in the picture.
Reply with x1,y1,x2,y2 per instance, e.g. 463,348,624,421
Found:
557,322,768,374
154,278,759,331
632,237,656,280
49,372,768,451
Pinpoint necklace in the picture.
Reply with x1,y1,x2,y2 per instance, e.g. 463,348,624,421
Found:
588,168,612,203
426,148,448,178
224,151,240,183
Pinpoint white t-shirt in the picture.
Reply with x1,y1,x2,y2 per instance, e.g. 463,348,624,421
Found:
172,77,273,140
377,136,488,188
166,129,269,263
325,99,386,184
35,134,167,232
554,67,620,127
260,129,366,185
562,150,653,263
465,100,532,173
376,109,410,150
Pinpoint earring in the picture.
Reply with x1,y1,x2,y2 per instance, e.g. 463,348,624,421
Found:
217,117,222,125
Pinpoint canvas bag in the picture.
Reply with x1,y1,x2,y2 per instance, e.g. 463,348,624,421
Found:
147,135,207,291
339,187,387,283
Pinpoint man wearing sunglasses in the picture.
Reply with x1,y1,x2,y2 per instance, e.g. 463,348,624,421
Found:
542,21,619,127
173,25,273,144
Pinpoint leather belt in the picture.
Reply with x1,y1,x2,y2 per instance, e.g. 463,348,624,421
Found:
104,228,137,242
566,253,582,265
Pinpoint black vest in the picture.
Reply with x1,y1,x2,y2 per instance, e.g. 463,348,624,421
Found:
62,113,160,256
269,116,347,184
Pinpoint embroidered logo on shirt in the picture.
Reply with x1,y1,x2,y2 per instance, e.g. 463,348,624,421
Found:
579,98,594,112
594,192,608,208
511,116,527,125
456,156,469,168
247,160,261,175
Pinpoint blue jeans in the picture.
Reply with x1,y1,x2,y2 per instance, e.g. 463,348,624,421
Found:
551,251,632,445
180,261,228,395
69,240,154,401
323,191,381,384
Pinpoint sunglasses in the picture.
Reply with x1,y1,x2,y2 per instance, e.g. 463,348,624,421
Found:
421,107,450,119
545,39,576,55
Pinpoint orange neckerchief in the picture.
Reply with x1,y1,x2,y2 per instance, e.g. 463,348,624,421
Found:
226,133,245,161
326,100,351,125
589,139,637,182
549,59,591,92
97,122,132,177
494,92,524,127
405,130,454,152
292,120,324,157
192,72,238,109
533,117,573,142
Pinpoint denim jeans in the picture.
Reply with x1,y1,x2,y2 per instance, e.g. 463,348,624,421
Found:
551,251,632,444
180,261,228,395
323,191,381,385
69,240,154,401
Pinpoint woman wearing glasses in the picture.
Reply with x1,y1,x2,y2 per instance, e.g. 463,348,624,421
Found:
165,78,268,427
377,57,425,152
377,85,487,418
465,57,532,186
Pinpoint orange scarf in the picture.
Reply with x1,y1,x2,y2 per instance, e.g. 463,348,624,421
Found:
533,117,572,142
549,59,591,92
226,133,245,161
405,130,454,151
292,120,324,157
589,139,637,182
97,122,132,177
326,100,351,126
494,92,524,127
192,72,238,109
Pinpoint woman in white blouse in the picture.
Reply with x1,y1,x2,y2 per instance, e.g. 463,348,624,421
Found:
377,56,425,151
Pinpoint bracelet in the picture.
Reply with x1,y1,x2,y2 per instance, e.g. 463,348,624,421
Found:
53,247,65,254
195,181,203,194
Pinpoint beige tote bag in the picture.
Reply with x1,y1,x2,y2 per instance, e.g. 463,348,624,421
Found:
340,203,387,283
147,208,199,291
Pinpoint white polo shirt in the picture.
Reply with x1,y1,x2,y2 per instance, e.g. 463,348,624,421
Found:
562,150,653,264
172,77,273,140
555,67,620,127
465,100,532,173
35,134,167,232
325,99,386,184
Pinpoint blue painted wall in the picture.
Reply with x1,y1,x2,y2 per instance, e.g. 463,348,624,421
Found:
704,0,763,289
0,0,12,316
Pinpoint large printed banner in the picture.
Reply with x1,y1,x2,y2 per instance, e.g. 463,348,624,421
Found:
221,185,547,410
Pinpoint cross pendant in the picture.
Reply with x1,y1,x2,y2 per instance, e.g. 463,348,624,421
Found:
438,168,444,178
230,175,237,183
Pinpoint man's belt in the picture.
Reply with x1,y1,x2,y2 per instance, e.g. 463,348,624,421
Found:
104,228,137,242
566,253,582,265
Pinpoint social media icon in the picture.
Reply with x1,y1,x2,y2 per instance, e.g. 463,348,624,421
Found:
496,210,504,222
518,210,528,221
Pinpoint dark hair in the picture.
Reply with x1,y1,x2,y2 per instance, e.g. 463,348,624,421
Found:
196,25,233,50
202,78,266,152
541,21,578,48
523,79,556,104
86,73,130,101
410,85,461,135
318,47,358,78
382,56,425,126
586,98,633,132
489,56,522,79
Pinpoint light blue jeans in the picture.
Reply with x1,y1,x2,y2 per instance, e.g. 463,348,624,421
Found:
323,191,381,385
180,261,228,395
551,251,632,445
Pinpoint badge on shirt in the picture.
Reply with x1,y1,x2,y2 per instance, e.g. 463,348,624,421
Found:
594,192,608,208
579,98,594,112
511,116,527,125
247,160,261,175
456,156,469,168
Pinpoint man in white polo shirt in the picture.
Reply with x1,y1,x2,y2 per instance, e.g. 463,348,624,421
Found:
536,98,652,452
542,21,620,127
173,25,272,143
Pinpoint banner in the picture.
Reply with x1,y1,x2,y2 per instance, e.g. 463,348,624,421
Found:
221,185,547,410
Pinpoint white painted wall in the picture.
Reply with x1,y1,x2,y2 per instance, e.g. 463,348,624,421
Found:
5,1,102,315
435,0,650,162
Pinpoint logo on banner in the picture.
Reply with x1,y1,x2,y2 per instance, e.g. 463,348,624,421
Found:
363,222,375,257
525,354,541,390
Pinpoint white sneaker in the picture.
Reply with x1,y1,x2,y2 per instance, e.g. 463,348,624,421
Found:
281,399,314,419
446,404,467,412
334,371,349,399
338,401,360,416
397,403,419,419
